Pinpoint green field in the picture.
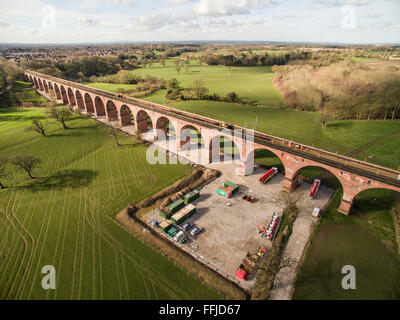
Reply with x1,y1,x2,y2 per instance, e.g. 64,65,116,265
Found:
85,78,400,170
0,107,220,300
0,81,46,107
127,63,284,106
151,98,400,169
85,82,136,92
293,187,400,300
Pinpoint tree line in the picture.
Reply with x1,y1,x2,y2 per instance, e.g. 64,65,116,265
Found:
199,51,310,67
273,60,400,121
23,55,137,82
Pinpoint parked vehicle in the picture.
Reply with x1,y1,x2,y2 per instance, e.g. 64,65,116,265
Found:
182,222,193,230
174,230,184,242
190,227,202,236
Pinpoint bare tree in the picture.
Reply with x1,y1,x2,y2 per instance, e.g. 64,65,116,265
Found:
0,156,9,189
45,105,72,130
25,119,47,137
106,121,121,147
133,128,143,144
184,63,190,72
11,154,41,180
192,78,209,99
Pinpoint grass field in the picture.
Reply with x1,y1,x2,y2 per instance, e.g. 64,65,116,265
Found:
293,187,400,300
124,63,284,106
85,79,400,170
0,107,220,300
0,81,47,108
85,82,136,93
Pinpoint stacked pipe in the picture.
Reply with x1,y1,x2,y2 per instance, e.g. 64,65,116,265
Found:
266,213,278,240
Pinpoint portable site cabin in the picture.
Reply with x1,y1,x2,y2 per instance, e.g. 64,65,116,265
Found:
171,204,196,224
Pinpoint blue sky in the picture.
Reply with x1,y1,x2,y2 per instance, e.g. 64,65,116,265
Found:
0,0,399,44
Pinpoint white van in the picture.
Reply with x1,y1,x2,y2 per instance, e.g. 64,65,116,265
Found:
174,231,184,242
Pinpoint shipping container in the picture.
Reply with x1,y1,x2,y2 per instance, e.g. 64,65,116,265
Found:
159,207,172,219
224,181,239,193
171,204,196,224
184,189,200,203
168,199,185,213
167,226,178,237
159,220,172,232
217,187,232,198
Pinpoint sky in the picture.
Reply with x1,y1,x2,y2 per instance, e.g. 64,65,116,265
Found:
0,0,399,44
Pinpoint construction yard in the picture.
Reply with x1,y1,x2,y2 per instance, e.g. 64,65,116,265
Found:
142,160,334,291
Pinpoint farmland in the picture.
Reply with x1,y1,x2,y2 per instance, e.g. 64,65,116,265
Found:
293,187,400,300
0,106,220,300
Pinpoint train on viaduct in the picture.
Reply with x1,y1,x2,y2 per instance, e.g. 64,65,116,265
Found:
24,70,400,215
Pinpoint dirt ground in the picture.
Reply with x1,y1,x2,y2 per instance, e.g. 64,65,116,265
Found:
143,160,333,291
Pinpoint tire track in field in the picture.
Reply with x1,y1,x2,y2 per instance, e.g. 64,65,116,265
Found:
25,132,72,299
8,133,52,299
6,187,36,299
80,144,189,299
0,184,33,299
345,129,400,157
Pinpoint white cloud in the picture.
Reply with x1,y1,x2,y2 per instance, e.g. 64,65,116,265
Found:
0,20,10,28
193,0,275,17
76,17,99,29
169,0,195,4
104,0,135,6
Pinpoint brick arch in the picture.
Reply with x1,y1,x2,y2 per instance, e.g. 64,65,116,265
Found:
179,124,204,150
84,93,95,114
136,109,153,133
155,116,176,140
106,100,118,121
209,134,241,163
67,87,76,106
245,146,287,174
60,85,69,104
75,90,85,110
29,75,33,84
34,77,39,89
54,83,62,100
94,96,106,117
120,105,134,127
38,78,44,91
348,186,400,208
289,163,344,193
43,80,49,93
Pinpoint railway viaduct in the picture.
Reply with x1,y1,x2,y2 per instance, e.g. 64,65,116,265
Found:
25,70,400,215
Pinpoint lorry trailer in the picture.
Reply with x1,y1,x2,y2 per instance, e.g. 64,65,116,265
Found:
259,167,278,184
309,179,321,198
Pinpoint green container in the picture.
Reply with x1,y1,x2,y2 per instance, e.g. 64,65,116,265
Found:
224,181,239,194
159,220,172,232
217,187,227,197
159,208,172,219
167,226,178,237
168,199,185,213
184,190,200,204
